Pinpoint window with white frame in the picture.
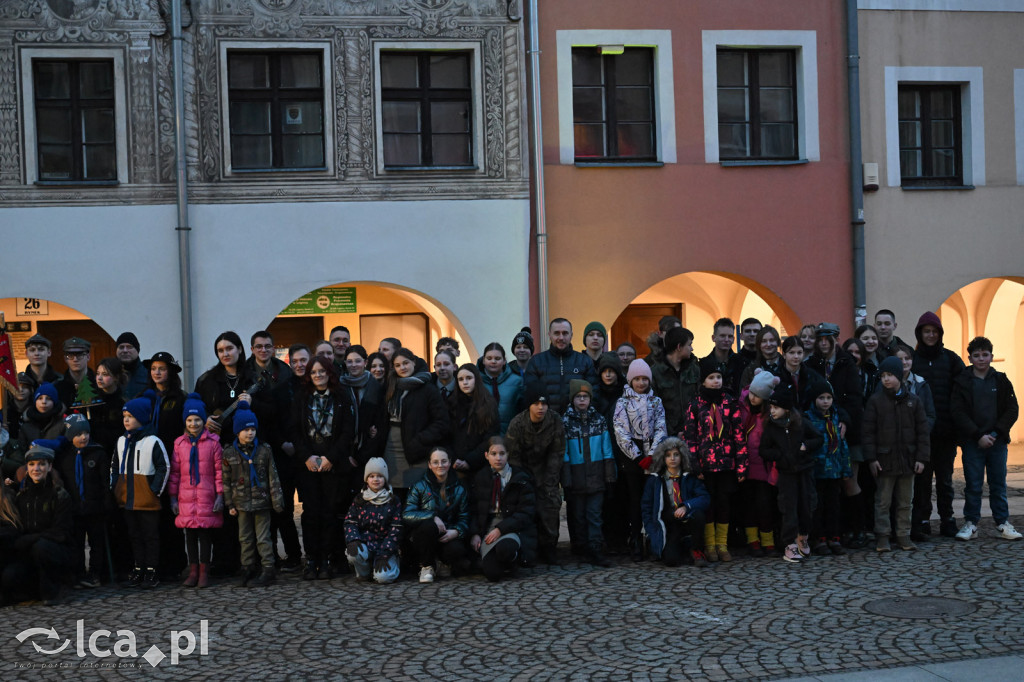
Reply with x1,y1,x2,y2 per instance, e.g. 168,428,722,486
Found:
883,66,984,187
556,30,676,165
702,30,819,164
19,48,129,184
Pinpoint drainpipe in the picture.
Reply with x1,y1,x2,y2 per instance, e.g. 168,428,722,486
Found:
171,0,195,386
847,0,866,328
526,0,549,331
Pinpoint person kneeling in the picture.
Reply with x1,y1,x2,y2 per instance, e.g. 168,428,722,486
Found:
344,458,402,584
470,437,537,582
641,437,710,567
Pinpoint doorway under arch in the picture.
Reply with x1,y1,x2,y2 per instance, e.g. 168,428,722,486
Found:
268,282,475,363
935,277,1024,441
0,297,116,376
610,271,801,359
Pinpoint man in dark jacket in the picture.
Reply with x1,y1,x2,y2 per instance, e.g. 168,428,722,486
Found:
55,337,98,411
950,336,1020,542
650,326,700,438
911,312,966,537
2,440,73,606
524,318,597,415
505,389,566,565
700,318,748,398
116,332,149,399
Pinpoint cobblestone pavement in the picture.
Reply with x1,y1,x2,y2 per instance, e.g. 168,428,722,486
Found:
3,456,1023,681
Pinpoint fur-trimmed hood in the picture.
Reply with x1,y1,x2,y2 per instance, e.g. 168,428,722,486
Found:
648,436,691,475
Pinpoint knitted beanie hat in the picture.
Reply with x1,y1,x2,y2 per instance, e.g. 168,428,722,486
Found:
583,321,607,341
626,359,653,383
123,390,156,426
182,392,208,422
569,379,593,398
233,400,258,434
768,385,795,411
748,369,780,400
512,327,534,353
34,382,58,403
364,457,389,483
699,356,723,383
878,355,904,379
64,413,91,440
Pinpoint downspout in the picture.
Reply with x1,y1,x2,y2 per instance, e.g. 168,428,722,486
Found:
171,0,195,386
526,0,549,331
847,0,866,327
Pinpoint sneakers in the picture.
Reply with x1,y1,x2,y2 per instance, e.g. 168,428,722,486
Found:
956,521,978,541
126,567,143,588
828,538,846,556
302,560,319,580
142,568,160,589
782,544,803,563
997,522,1023,541
796,536,811,557
875,536,891,553
691,549,709,568
813,539,830,556
436,562,452,579
418,566,435,584
279,556,302,572
939,518,958,538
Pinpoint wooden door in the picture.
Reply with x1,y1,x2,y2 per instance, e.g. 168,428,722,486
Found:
35,320,117,374
610,303,683,358
267,316,325,357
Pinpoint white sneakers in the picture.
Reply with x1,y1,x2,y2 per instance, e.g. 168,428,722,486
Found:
418,566,435,583
956,521,977,541
996,522,1023,541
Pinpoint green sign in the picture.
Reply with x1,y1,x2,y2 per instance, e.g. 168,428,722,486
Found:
281,287,357,315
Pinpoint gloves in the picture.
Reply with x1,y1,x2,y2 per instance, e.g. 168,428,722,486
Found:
346,541,362,558
212,494,223,512
373,554,392,573
637,455,652,471
14,533,40,551
170,497,179,515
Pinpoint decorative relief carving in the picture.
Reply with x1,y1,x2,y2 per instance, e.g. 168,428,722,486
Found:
0,43,21,184
482,27,503,178
128,34,157,183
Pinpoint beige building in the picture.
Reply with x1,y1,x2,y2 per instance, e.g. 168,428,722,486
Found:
859,0,1024,438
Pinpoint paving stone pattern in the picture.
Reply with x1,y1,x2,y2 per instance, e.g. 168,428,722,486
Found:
2,513,1023,681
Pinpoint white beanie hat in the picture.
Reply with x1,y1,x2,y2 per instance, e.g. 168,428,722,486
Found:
364,457,389,484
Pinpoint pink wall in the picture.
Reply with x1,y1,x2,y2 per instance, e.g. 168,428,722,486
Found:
537,1,853,335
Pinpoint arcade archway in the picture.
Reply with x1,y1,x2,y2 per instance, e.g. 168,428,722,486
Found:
0,297,116,375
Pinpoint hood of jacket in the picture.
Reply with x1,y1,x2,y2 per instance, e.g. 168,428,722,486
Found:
648,436,689,475
915,311,944,347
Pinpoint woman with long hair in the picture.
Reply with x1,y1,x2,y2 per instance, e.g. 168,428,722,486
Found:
448,363,500,476
740,325,784,389
476,343,523,434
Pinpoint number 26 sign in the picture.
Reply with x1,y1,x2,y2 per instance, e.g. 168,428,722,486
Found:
17,298,48,316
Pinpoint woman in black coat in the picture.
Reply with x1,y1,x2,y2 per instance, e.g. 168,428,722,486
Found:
380,348,449,496
448,364,500,477
340,345,385,468
292,357,356,580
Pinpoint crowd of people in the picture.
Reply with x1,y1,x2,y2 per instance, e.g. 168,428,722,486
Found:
0,310,1018,605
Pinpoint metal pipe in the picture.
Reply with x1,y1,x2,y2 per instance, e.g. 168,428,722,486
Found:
171,0,195,386
526,0,549,332
847,0,866,327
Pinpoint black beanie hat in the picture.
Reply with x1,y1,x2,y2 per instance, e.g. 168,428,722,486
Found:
699,356,724,383
116,332,141,352
768,385,795,411
512,327,534,353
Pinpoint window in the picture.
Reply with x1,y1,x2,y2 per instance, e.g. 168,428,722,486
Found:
898,84,962,186
227,51,325,170
32,60,116,181
717,49,797,161
571,47,655,162
380,51,472,168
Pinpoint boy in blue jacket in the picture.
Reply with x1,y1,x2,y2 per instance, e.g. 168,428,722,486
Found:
641,436,710,567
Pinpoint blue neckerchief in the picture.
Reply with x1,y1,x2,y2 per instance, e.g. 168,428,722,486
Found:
120,428,145,475
188,434,201,486
75,447,85,499
234,437,261,486
152,394,164,438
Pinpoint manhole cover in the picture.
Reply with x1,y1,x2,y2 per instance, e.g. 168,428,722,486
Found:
862,596,977,619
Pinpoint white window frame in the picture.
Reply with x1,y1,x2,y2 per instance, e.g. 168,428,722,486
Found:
555,30,676,165
1015,69,1024,186
19,47,130,184
884,66,984,187
701,30,819,164
372,41,485,174
219,41,335,176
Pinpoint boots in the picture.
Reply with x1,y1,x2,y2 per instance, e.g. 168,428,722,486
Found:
704,523,719,562
760,530,776,555
182,564,199,588
251,567,276,587
745,527,762,557
715,524,732,562
196,564,210,589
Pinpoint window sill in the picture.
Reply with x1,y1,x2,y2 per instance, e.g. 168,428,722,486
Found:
900,184,975,191
574,161,664,168
719,159,809,167
229,167,329,174
382,165,479,172
34,180,120,187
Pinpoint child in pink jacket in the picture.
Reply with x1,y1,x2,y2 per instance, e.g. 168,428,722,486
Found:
169,393,223,588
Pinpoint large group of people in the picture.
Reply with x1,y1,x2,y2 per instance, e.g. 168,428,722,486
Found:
0,310,1018,605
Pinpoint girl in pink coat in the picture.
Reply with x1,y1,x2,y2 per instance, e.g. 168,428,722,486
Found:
169,393,223,588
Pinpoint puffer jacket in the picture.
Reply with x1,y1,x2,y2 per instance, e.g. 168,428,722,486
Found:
524,344,598,414
561,406,616,494
863,388,931,475
804,407,851,480
912,312,966,438
805,349,864,445
950,368,1018,446
505,408,566,488
111,432,168,511
54,439,109,516
760,415,824,474
477,363,524,433
649,356,700,436
344,492,403,558
16,474,73,546
739,389,775,484
402,471,470,538
469,465,537,564
169,430,224,529
682,388,747,476
641,472,710,559
612,387,668,464
222,441,284,513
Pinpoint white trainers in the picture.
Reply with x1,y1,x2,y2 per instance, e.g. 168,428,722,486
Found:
956,521,978,541
418,566,435,583
996,522,1023,541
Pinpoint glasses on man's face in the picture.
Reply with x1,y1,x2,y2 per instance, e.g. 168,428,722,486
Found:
65,352,87,359
254,344,274,351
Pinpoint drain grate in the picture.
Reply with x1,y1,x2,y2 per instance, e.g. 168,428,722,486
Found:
862,596,977,619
